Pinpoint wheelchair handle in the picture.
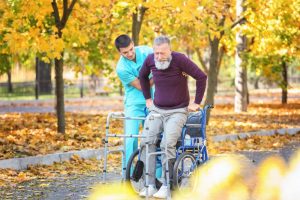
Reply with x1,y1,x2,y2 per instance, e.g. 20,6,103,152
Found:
204,104,214,110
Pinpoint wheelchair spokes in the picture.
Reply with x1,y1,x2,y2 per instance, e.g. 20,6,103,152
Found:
173,152,197,191
125,149,144,193
125,149,162,193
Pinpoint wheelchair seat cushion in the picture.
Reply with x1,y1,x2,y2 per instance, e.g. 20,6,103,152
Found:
185,112,202,138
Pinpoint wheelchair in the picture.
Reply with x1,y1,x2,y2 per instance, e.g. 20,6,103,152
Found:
125,105,213,194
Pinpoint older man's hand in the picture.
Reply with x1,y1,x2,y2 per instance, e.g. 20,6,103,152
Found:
146,99,153,108
188,103,200,112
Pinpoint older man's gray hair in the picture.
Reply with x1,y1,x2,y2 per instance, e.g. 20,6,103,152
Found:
153,36,171,47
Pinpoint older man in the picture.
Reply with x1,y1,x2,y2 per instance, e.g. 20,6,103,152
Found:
138,36,207,198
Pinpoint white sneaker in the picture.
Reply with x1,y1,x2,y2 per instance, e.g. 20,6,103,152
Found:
153,185,168,199
139,185,157,197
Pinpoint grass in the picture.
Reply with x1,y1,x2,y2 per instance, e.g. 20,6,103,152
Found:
0,94,84,101
0,85,91,100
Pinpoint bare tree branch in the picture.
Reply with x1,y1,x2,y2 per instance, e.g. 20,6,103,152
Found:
61,0,77,29
217,46,225,74
231,17,246,29
61,0,68,27
51,0,61,29
195,48,208,73
218,16,226,38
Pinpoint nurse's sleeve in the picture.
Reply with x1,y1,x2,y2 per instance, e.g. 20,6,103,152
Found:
116,66,136,86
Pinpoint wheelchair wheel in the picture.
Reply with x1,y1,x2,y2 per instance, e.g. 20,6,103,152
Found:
125,149,162,193
173,152,197,191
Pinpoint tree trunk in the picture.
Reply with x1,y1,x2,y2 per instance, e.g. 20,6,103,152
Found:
131,5,147,45
204,38,220,122
119,81,123,96
0,54,13,93
254,76,260,89
195,47,209,74
36,57,52,94
203,4,230,123
51,0,77,134
281,60,288,104
80,62,84,98
35,57,39,100
55,52,65,133
7,69,13,93
234,0,248,113
80,71,84,98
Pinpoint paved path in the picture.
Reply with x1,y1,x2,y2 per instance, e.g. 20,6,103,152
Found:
1,142,300,200
0,89,299,113
0,97,124,114
0,172,121,200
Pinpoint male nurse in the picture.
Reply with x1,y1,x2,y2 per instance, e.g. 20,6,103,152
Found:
115,34,153,166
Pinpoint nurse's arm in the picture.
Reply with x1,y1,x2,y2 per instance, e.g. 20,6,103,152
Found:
149,78,154,86
130,78,153,90
130,78,142,90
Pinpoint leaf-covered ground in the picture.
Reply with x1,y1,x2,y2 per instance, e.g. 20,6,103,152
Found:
0,101,299,187
208,102,300,135
0,102,299,160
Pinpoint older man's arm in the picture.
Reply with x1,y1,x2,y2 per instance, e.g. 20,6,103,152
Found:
179,54,207,105
139,56,152,100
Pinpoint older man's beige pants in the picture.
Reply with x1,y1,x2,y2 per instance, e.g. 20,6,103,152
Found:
140,105,188,185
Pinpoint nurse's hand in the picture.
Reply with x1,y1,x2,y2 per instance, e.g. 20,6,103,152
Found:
146,99,153,108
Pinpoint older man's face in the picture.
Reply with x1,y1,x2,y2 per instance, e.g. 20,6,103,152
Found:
119,42,135,61
154,43,172,70
154,43,171,61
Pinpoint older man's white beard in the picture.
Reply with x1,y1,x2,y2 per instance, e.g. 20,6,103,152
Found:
154,57,172,70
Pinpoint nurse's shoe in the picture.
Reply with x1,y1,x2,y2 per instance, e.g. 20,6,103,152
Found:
139,185,157,197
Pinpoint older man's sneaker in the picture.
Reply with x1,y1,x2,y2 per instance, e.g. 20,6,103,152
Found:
139,185,157,197
153,185,168,199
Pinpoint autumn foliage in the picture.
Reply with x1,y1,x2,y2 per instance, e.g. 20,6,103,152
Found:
0,100,299,187
0,102,299,160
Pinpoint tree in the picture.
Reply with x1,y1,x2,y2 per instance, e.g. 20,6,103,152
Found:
0,1,12,93
0,0,119,133
35,57,52,99
51,0,77,133
244,0,300,104
132,1,147,45
0,54,12,93
235,0,248,112
281,59,288,104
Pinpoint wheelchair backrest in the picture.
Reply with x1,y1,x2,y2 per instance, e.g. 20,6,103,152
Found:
185,112,202,138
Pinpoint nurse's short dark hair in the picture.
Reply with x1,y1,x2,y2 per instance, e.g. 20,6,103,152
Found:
115,34,132,51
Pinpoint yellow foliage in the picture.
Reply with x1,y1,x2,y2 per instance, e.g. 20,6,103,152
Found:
245,0,300,57
280,150,300,199
166,151,300,199
253,156,286,200
172,154,249,200
88,182,139,200
0,0,117,61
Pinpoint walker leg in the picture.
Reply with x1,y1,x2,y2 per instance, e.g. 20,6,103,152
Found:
165,144,171,199
145,143,149,200
103,136,108,182
122,136,126,179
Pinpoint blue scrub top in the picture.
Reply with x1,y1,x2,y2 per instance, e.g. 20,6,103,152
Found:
116,46,153,106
